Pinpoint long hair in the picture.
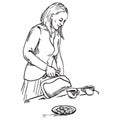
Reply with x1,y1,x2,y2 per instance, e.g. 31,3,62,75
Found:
40,2,68,39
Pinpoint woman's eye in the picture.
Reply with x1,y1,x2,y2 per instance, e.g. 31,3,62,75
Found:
59,18,63,22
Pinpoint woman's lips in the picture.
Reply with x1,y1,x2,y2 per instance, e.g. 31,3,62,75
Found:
57,24,62,28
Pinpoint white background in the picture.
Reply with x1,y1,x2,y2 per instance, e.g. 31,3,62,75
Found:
0,0,120,120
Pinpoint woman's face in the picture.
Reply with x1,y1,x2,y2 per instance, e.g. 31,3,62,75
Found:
51,12,68,30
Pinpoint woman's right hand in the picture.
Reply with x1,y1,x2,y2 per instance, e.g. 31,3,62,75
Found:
46,66,56,77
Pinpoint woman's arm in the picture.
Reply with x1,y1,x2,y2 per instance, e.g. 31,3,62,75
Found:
56,51,64,75
23,27,48,71
55,37,64,75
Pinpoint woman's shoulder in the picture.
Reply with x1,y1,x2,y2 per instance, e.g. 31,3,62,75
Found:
30,23,48,33
26,23,49,41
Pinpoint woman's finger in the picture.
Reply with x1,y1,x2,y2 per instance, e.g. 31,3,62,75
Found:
50,73,53,77
47,73,51,77
50,72,53,77
52,72,56,77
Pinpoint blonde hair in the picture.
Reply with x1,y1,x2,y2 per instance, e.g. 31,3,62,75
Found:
40,2,68,39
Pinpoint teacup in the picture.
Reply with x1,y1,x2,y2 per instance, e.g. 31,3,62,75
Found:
66,88,79,99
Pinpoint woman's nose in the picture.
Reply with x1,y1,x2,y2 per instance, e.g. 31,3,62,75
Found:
59,22,63,26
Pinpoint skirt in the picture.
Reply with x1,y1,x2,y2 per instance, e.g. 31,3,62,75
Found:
21,74,71,101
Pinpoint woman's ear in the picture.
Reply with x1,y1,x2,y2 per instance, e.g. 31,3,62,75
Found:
51,13,56,20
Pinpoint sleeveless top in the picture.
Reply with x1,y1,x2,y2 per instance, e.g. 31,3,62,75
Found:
23,23,60,80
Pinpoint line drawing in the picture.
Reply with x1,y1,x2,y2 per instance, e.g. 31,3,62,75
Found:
21,2,99,104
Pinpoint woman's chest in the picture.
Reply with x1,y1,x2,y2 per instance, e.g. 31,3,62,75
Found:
37,31,54,58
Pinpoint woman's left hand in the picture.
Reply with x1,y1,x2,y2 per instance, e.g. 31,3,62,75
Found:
46,66,56,77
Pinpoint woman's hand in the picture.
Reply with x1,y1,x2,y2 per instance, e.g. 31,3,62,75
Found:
46,66,56,77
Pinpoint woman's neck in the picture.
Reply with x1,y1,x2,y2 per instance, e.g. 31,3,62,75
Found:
50,30,60,46
51,26,56,34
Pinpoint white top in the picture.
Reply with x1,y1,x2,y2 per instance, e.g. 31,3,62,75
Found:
23,23,63,80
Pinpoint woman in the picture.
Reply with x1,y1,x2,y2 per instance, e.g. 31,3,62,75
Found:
21,2,72,102
21,2,97,102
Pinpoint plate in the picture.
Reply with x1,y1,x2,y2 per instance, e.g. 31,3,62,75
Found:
52,105,76,115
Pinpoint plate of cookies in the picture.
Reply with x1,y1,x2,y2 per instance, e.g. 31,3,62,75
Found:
52,105,76,115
